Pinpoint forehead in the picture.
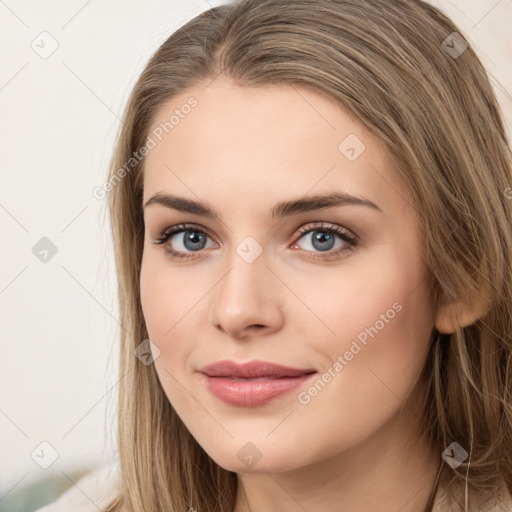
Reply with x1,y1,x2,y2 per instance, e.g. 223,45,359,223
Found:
142,76,411,212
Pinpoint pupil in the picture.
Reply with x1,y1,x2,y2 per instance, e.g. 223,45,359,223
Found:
312,231,334,251
184,231,205,250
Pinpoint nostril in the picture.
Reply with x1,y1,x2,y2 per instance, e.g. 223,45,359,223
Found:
246,324,267,332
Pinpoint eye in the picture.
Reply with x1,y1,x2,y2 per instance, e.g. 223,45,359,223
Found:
290,222,358,260
152,223,217,259
152,221,358,261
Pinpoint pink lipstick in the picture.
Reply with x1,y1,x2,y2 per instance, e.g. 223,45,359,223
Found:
199,360,317,407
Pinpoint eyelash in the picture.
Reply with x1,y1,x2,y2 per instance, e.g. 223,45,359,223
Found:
152,222,358,261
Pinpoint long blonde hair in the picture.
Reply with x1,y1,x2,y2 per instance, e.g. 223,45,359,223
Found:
103,1,512,510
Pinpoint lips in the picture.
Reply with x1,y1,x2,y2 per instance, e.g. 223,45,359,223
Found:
199,359,317,407
199,359,316,379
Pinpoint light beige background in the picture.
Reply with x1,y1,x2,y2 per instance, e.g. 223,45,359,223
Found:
0,0,510,501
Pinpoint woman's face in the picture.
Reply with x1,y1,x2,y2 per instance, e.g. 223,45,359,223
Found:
140,75,436,473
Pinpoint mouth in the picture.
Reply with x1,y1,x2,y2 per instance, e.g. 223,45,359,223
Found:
199,359,317,379
199,360,317,407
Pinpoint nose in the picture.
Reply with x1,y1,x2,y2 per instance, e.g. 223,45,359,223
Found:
209,249,284,339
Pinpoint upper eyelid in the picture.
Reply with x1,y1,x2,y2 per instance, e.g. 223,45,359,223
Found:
163,223,215,240
160,221,355,243
295,222,354,235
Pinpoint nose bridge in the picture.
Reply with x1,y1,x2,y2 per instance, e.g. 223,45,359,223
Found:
209,235,282,335
218,238,268,311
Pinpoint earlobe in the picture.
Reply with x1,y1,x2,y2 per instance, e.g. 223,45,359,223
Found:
434,287,493,334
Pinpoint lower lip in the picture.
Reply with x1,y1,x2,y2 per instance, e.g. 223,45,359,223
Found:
202,373,316,407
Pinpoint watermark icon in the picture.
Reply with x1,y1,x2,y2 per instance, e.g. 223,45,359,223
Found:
237,442,263,469
442,441,468,469
441,32,468,59
31,31,59,59
92,97,198,200
32,237,58,263
504,187,512,200
338,133,366,162
236,236,263,264
298,301,403,404
134,339,161,365
31,441,59,469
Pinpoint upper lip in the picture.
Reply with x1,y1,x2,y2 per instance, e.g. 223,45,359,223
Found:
199,360,317,379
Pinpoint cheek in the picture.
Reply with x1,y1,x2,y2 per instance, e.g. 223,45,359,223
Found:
139,248,211,393
285,257,434,455
140,253,199,412
298,243,434,392
140,248,197,341
297,245,431,336
140,254,170,339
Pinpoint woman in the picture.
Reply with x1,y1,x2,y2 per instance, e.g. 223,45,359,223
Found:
36,0,512,510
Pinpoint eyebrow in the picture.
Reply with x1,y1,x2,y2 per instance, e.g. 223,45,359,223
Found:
143,191,384,219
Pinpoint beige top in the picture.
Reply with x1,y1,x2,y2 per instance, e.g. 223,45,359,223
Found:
33,462,120,512
34,463,512,512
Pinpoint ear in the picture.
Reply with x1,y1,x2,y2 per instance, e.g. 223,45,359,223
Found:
435,285,493,334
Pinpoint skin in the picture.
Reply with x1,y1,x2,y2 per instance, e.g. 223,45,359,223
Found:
140,75,444,512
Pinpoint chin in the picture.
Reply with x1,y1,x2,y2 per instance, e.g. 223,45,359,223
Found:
199,439,311,474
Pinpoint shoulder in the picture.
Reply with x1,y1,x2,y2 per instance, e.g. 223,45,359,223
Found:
33,461,120,512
